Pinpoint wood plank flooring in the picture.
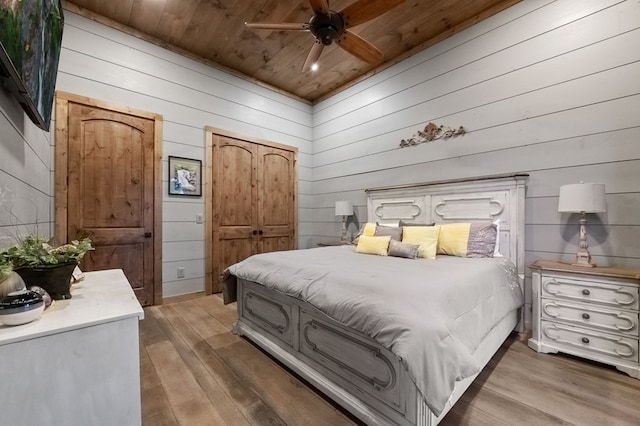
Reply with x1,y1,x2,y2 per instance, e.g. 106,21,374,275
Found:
140,295,640,425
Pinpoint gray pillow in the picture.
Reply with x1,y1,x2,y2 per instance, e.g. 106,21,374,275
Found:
374,225,402,241
388,240,420,259
466,222,498,258
400,220,436,227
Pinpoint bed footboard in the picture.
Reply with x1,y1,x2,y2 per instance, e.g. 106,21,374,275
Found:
234,278,433,426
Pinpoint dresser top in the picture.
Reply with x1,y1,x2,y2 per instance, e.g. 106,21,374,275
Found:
529,260,640,281
0,269,143,346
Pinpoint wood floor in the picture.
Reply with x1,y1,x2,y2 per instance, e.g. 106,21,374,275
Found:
140,295,640,425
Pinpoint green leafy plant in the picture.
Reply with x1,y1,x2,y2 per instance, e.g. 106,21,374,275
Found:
0,254,12,282
1,235,93,268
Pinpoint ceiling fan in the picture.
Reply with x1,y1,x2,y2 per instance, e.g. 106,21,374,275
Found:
245,0,405,72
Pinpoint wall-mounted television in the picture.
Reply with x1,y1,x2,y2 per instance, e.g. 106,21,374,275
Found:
0,0,64,132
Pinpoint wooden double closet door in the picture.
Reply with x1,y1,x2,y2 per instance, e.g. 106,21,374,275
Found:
207,129,297,293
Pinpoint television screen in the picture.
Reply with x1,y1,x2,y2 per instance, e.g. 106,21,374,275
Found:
0,0,64,131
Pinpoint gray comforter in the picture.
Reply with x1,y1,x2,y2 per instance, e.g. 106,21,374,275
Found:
224,246,523,416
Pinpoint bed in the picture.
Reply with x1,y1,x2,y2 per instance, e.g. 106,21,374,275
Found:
223,173,528,425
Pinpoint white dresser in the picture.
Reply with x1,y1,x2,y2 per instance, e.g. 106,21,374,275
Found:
528,260,639,379
0,269,144,426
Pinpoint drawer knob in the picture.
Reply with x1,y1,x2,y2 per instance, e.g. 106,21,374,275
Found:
582,289,591,296
581,313,590,320
581,337,590,344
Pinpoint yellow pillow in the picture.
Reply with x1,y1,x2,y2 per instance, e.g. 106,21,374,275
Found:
362,222,376,237
352,222,376,245
356,235,391,256
402,226,440,259
437,223,471,256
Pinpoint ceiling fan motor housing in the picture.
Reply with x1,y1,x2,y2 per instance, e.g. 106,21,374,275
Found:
310,11,345,45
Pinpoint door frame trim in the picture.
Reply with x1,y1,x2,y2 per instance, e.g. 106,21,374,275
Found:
204,126,298,295
54,91,164,305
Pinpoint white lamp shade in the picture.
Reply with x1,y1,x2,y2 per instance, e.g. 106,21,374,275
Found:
335,200,353,216
558,183,606,213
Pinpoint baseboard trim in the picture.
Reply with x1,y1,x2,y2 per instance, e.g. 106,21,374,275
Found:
163,291,207,305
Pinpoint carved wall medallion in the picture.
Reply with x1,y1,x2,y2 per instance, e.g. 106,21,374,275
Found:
400,122,466,148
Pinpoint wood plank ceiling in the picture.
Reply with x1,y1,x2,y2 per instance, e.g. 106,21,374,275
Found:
63,0,521,103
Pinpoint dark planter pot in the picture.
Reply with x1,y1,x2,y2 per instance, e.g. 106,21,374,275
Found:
14,263,77,300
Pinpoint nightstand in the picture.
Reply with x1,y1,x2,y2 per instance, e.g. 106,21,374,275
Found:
528,260,640,379
317,240,353,247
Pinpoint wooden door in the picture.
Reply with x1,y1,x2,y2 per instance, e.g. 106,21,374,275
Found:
206,128,297,293
212,136,258,290
55,92,163,306
257,145,296,253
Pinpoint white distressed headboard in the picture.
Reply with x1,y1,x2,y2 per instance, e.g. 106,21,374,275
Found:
366,174,528,284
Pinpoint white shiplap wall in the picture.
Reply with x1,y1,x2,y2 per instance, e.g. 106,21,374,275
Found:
311,0,640,327
0,91,53,249
2,0,638,308
52,11,312,298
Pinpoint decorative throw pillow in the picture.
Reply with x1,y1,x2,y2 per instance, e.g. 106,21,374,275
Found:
356,235,391,256
388,240,419,259
352,222,377,245
493,219,502,257
376,221,400,227
399,220,436,227
437,222,497,257
402,226,440,259
374,225,402,241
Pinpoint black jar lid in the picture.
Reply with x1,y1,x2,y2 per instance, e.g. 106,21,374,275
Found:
0,289,44,315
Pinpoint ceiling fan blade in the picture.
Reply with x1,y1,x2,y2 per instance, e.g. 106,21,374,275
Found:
339,0,405,28
336,30,383,64
245,22,309,31
309,0,330,15
302,41,324,72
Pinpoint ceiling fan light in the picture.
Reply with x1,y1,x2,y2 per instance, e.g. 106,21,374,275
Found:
317,26,338,45
309,11,344,45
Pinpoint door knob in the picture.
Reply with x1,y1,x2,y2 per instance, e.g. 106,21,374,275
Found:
145,232,152,238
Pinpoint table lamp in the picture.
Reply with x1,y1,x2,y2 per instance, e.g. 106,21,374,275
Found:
335,200,353,243
558,182,606,267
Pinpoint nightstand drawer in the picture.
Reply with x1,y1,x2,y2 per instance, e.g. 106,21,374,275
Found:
541,298,639,337
541,321,639,363
542,276,639,310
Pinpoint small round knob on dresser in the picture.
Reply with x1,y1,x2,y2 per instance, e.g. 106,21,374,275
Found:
582,289,591,296
581,337,590,344
581,313,590,320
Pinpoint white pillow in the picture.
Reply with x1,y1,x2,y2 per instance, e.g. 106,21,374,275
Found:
493,219,503,257
376,221,400,227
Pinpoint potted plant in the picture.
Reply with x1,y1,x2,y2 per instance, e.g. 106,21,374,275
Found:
1,235,93,300
0,254,25,298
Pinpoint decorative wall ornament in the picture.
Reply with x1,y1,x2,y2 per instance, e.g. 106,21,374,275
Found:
399,122,466,148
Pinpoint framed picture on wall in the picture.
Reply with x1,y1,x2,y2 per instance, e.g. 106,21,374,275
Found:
168,156,202,197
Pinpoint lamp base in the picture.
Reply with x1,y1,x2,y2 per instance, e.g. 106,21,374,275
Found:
340,215,349,243
572,260,596,268
572,216,596,267
572,246,596,267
